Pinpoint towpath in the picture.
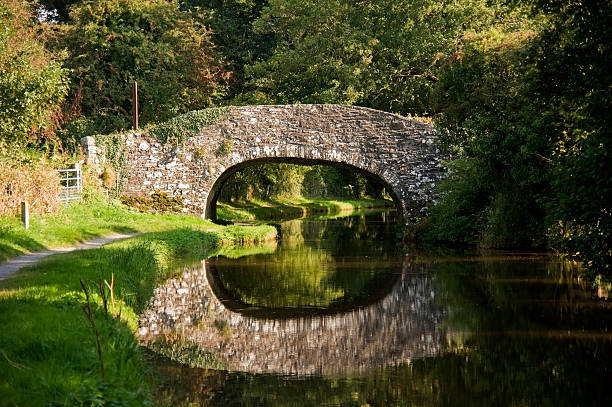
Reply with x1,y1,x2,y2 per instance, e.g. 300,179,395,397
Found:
0,233,137,281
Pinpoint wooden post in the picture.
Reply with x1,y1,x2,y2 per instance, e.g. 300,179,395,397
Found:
21,202,29,229
132,81,139,130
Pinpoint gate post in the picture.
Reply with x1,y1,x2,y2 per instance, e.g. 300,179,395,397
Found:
21,201,29,229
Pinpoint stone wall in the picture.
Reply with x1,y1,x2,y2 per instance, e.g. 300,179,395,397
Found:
87,104,446,219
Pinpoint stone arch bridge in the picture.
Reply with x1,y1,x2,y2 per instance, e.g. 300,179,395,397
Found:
87,105,445,219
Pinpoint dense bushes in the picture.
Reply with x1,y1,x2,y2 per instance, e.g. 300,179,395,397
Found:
427,0,612,275
48,0,229,145
0,159,60,216
427,29,550,248
0,0,67,149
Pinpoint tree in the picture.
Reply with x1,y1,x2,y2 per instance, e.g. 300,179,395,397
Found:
49,0,229,141
428,0,612,274
179,0,274,101
534,0,612,274
429,27,550,248
0,0,67,150
237,0,532,115
237,0,373,105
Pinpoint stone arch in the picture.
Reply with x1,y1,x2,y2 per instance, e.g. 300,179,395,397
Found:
115,104,445,220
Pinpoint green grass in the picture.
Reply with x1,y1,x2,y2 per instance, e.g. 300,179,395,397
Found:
0,196,268,263
0,199,276,405
218,197,394,222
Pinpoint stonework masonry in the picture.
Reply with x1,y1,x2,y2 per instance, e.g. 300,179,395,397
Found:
85,104,446,219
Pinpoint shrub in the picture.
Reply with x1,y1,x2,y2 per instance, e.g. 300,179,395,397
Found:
100,168,116,189
120,192,183,213
0,160,60,216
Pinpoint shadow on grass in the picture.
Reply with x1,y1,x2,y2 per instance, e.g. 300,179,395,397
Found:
109,224,139,235
0,287,154,405
0,229,48,260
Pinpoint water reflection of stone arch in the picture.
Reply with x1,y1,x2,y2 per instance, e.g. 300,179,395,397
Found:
139,258,446,375
119,105,445,220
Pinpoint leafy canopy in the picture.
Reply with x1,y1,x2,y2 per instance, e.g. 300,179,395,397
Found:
0,0,67,150
50,0,229,139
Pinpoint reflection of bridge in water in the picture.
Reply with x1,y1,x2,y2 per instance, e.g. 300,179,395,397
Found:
139,258,446,375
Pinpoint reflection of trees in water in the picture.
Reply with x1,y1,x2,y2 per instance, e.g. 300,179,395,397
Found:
433,257,612,335
215,211,400,308
216,246,343,307
298,211,397,257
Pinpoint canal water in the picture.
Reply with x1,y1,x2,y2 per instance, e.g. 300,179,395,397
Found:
140,209,612,406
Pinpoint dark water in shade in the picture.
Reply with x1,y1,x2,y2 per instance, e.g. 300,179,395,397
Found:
143,210,612,406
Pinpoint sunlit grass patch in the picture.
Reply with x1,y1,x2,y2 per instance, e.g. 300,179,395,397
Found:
218,197,393,222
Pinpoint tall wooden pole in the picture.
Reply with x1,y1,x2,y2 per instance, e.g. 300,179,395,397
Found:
132,81,139,130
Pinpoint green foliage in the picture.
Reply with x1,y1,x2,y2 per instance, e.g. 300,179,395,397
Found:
149,107,231,144
220,163,306,201
94,133,128,196
220,163,386,203
429,26,551,248
215,139,233,157
533,0,612,275
180,0,274,100
49,0,229,143
425,159,487,244
239,0,373,105
237,0,532,114
0,0,67,149
429,0,612,273
121,191,184,213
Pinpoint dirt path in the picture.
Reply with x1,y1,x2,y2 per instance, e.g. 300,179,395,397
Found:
0,233,138,281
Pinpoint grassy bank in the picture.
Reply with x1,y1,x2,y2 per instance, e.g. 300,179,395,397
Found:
0,197,276,263
0,200,276,405
218,197,394,222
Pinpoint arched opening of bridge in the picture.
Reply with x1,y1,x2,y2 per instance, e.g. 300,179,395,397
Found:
204,158,402,222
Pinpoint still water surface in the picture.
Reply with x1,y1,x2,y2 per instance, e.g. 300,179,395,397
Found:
141,209,611,406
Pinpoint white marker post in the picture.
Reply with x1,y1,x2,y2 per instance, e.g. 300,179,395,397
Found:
21,201,29,229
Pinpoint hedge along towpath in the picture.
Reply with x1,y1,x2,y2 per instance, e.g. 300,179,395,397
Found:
0,233,137,281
